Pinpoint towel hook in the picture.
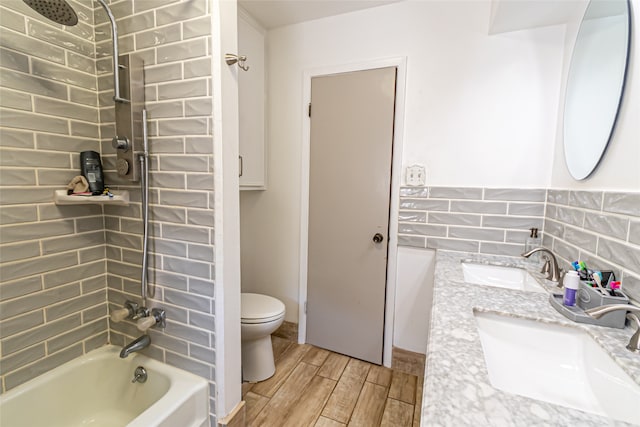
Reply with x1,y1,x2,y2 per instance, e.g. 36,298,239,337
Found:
225,53,249,71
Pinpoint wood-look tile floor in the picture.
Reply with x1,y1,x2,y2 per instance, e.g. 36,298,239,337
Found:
242,336,423,427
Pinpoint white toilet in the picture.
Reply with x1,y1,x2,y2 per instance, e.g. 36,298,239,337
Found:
241,292,286,382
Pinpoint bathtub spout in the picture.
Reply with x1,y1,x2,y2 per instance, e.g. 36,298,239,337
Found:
120,334,150,358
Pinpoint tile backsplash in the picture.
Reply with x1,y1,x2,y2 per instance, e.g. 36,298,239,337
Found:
398,186,640,304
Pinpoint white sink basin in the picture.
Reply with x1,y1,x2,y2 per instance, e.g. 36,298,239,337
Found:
474,311,640,425
462,262,545,293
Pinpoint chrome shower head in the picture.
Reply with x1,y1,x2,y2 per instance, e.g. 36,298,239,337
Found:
23,0,78,26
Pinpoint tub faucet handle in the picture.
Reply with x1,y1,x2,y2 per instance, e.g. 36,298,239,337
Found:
110,300,138,323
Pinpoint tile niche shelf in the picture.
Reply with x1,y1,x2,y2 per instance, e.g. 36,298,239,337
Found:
53,190,130,206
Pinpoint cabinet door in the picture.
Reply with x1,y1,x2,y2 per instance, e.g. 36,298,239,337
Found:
238,14,266,190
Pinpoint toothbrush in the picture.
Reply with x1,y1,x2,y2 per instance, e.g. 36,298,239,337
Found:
592,272,610,296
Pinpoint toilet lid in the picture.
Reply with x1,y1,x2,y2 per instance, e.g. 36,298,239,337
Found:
241,293,285,322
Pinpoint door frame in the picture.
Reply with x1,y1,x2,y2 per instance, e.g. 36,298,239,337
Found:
297,57,407,367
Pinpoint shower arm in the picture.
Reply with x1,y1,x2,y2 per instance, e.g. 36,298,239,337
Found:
96,0,129,104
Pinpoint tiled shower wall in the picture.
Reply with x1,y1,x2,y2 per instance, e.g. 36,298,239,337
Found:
398,186,640,304
94,0,217,421
0,1,108,391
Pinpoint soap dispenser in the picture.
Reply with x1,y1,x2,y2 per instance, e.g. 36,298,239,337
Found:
525,228,541,262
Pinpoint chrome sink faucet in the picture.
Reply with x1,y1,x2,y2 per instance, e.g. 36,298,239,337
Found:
521,247,561,282
120,334,151,358
585,304,640,354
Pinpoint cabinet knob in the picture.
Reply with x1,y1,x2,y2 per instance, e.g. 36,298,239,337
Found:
373,233,384,243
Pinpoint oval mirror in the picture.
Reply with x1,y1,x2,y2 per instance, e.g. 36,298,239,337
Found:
563,0,631,180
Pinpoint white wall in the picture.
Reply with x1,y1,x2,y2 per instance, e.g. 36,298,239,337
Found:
240,0,567,324
550,1,640,190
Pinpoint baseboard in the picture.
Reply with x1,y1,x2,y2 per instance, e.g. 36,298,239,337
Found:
217,400,246,427
273,320,298,341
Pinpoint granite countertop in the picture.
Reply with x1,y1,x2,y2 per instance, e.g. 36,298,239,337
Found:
422,250,640,427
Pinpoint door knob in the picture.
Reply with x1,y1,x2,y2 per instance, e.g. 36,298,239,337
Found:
373,233,384,243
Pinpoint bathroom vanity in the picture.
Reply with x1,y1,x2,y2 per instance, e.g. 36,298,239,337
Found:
422,251,640,426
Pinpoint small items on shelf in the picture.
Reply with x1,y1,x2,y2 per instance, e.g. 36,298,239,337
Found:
53,189,129,206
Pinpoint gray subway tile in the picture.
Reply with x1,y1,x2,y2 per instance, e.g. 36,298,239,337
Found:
0,205,38,225
166,351,211,379
397,235,426,248
429,187,482,200
603,192,640,217
189,311,215,332
43,260,105,289
157,38,207,64
426,238,479,252
147,100,184,119
2,313,81,356
584,213,629,241
598,238,640,276
543,219,565,239
555,206,585,227
188,278,214,298
70,121,99,138
164,288,211,314
0,47,29,72
46,290,106,321
187,210,214,227
547,189,569,205
479,242,524,257
39,204,102,220
0,108,69,134
185,98,212,116
34,97,99,122
399,187,429,198
164,256,210,279
84,331,109,353
448,227,504,242
148,329,188,355
397,223,446,237
150,172,186,189
106,260,141,282
0,252,78,283
148,137,185,153
0,276,42,301
160,155,209,173
158,79,208,100
0,88,32,110
1,147,71,168
183,16,211,39
41,232,104,256
157,0,207,26
507,203,545,217
428,212,480,227
189,343,214,363
484,188,546,202
106,231,142,250
630,222,640,246
569,191,603,211
47,318,107,354
0,284,80,322
184,57,211,79
4,343,83,391
398,211,426,223
552,239,579,263
165,320,209,347
0,310,44,339
31,57,96,90
27,20,94,57
37,133,99,153
0,128,34,149
150,270,188,291
145,63,183,84
0,168,36,186
188,244,213,262
186,174,214,191
0,241,40,263
0,6,26,33
157,117,208,136
159,190,208,209
450,200,507,214
505,230,533,244
399,199,448,211
0,187,52,205
482,215,543,230
0,343,45,374
563,227,598,254
66,51,95,74
0,28,66,65
81,275,106,294
622,273,640,305
185,136,213,154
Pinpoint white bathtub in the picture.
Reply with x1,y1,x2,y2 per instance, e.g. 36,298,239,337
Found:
0,345,209,427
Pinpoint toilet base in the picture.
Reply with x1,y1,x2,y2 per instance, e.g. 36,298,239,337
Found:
242,335,275,382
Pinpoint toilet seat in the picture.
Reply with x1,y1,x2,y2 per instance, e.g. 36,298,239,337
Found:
241,293,285,324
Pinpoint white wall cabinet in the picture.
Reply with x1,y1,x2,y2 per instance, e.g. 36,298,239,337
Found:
238,10,266,190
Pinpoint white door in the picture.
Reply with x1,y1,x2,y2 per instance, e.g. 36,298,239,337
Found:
306,67,396,364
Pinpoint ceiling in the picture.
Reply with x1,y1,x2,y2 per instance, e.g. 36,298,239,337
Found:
238,0,404,29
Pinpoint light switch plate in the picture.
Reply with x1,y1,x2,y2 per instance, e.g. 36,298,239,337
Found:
406,165,426,186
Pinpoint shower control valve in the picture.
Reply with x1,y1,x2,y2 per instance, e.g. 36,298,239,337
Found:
136,308,166,332
112,135,130,151
110,300,139,323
